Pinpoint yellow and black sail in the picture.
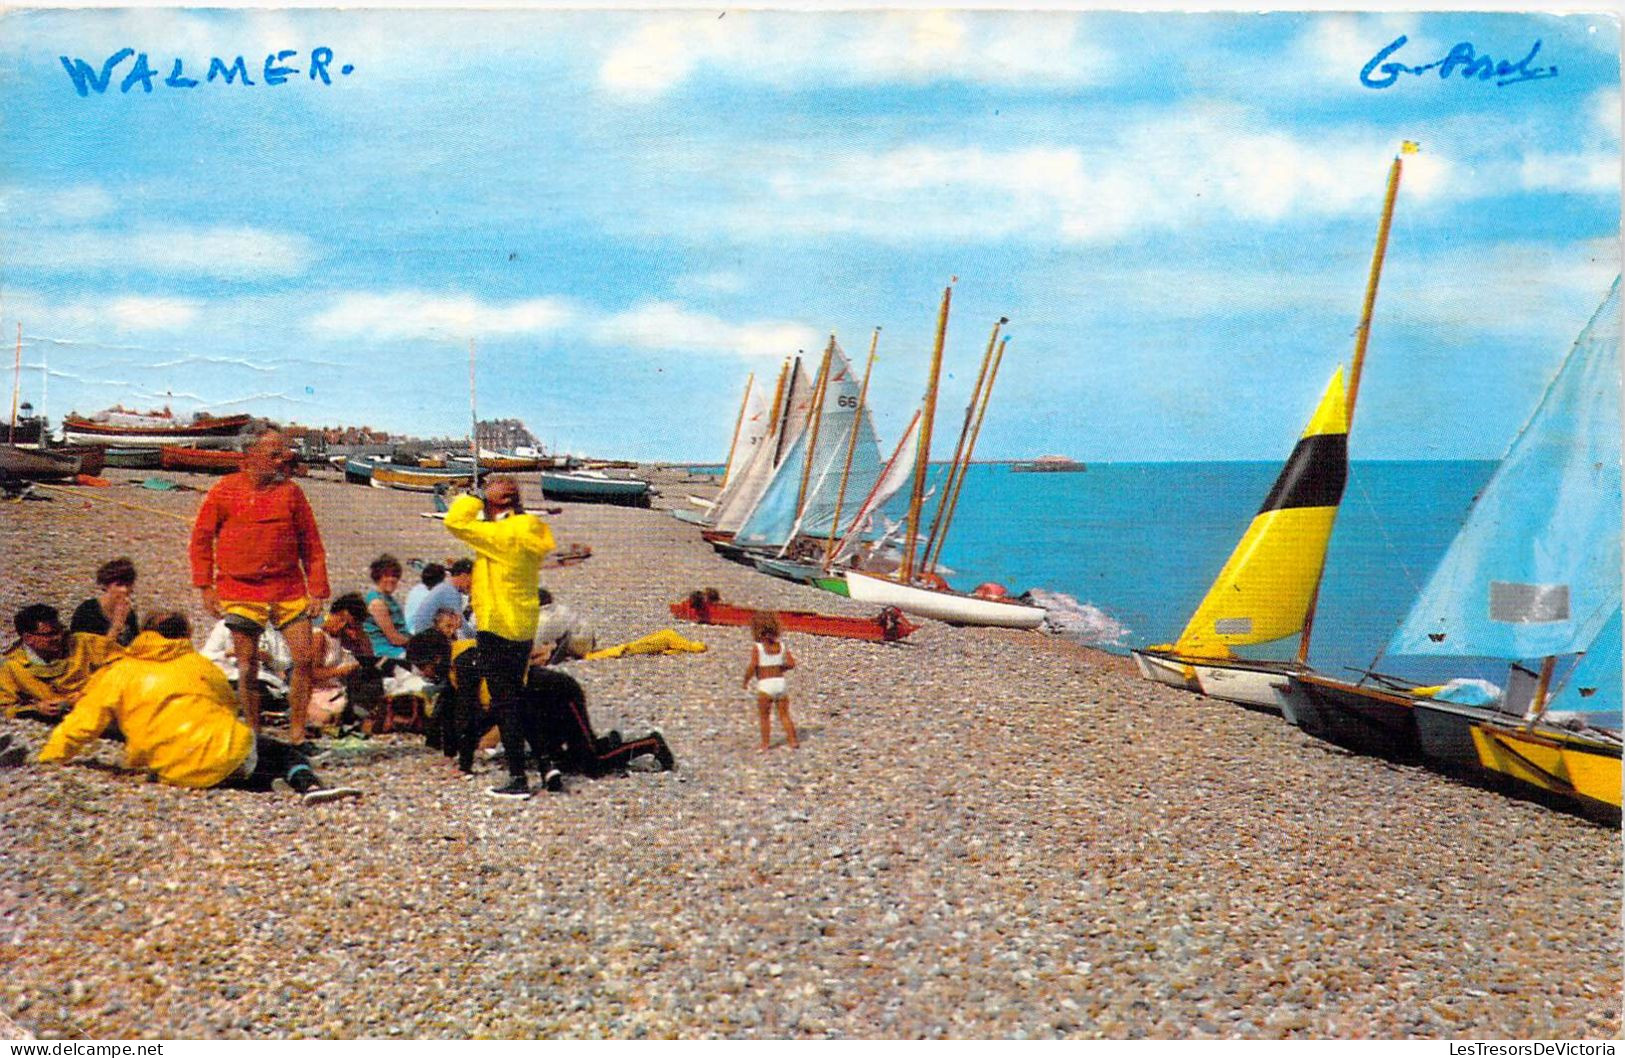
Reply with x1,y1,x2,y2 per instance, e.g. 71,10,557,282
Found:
1165,367,1350,658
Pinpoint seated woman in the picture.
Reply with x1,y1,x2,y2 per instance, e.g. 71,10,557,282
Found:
362,554,411,661
37,612,359,804
68,557,140,647
307,593,366,733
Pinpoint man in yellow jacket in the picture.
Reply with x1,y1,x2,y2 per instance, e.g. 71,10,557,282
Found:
38,613,360,804
0,604,123,721
443,475,555,799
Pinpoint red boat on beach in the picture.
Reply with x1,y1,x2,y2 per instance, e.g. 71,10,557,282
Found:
159,447,307,476
62,407,251,447
670,591,918,643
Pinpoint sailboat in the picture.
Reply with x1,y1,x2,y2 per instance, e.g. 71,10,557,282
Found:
1469,610,1621,818
843,285,1045,629
1292,278,1621,797
675,373,769,526
1130,145,1413,711
703,357,815,542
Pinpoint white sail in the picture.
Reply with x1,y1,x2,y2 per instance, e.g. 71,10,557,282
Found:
711,360,815,533
830,409,922,565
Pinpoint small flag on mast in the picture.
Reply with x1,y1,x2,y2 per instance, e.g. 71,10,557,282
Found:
1400,140,1421,154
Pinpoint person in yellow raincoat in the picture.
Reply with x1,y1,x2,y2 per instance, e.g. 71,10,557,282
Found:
37,612,360,804
0,604,123,722
443,475,555,800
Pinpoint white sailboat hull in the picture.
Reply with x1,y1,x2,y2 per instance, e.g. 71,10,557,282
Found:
844,571,1045,629
1129,649,1202,692
1190,660,1308,723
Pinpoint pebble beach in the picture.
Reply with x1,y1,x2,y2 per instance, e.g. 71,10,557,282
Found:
1,467,1619,1040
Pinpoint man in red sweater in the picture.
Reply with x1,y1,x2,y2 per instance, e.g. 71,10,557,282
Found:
189,429,329,744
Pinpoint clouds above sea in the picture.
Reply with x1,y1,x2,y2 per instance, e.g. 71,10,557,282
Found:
0,8,1615,459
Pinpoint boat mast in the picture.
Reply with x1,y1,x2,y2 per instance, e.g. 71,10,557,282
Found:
922,316,1004,573
825,328,880,563
720,372,756,490
9,323,20,444
1297,143,1410,665
468,339,481,487
926,331,1010,577
794,336,837,522
772,355,803,468
900,282,953,584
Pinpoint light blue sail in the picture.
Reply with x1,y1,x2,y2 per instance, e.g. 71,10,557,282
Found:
734,345,881,551
1389,278,1621,660
1547,608,1621,731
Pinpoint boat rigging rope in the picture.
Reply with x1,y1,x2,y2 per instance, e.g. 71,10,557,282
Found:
27,481,197,523
1353,469,1427,675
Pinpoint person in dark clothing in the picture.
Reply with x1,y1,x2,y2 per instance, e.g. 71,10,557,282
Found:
69,557,140,646
524,666,674,777
405,631,674,782
406,630,561,791
406,632,675,783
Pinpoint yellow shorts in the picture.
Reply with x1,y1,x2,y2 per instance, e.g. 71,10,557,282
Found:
221,598,310,635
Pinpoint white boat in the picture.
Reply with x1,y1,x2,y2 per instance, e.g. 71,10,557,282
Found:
844,570,1045,629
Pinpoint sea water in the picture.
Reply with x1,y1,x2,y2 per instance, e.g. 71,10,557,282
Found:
929,460,1619,728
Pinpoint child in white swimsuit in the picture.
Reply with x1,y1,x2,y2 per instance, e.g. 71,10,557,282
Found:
742,611,798,750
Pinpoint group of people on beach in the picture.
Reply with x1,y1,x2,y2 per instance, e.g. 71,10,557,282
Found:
0,427,679,803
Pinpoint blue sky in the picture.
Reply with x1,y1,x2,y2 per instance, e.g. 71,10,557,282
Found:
0,8,1617,461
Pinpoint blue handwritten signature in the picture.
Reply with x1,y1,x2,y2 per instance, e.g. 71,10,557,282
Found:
60,48,353,96
1361,35,1557,89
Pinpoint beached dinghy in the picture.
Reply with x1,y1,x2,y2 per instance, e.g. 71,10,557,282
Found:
1292,277,1621,794
540,470,653,507
0,445,82,481
844,570,1044,629
371,462,481,492
670,592,918,642
1132,145,1413,715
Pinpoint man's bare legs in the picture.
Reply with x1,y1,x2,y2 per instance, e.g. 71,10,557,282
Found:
282,617,314,744
230,629,261,731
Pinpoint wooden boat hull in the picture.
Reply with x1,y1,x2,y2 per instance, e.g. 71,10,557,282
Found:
669,598,917,642
103,446,163,469
54,445,105,477
342,457,376,485
62,413,250,447
752,556,823,585
0,445,80,481
844,571,1045,629
450,455,543,472
1412,698,1498,769
1290,673,1422,761
540,472,653,507
370,463,478,492
1470,721,1622,820
160,447,308,476
1190,658,1310,721
1129,648,1203,693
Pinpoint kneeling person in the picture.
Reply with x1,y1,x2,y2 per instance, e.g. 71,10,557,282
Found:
38,612,359,805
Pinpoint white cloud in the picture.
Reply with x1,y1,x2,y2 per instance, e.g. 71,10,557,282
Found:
674,271,749,297
308,291,575,341
107,296,200,331
1517,152,1619,193
2,289,201,335
1591,88,1621,143
591,302,820,360
600,11,1111,99
720,109,1458,246
9,225,316,280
